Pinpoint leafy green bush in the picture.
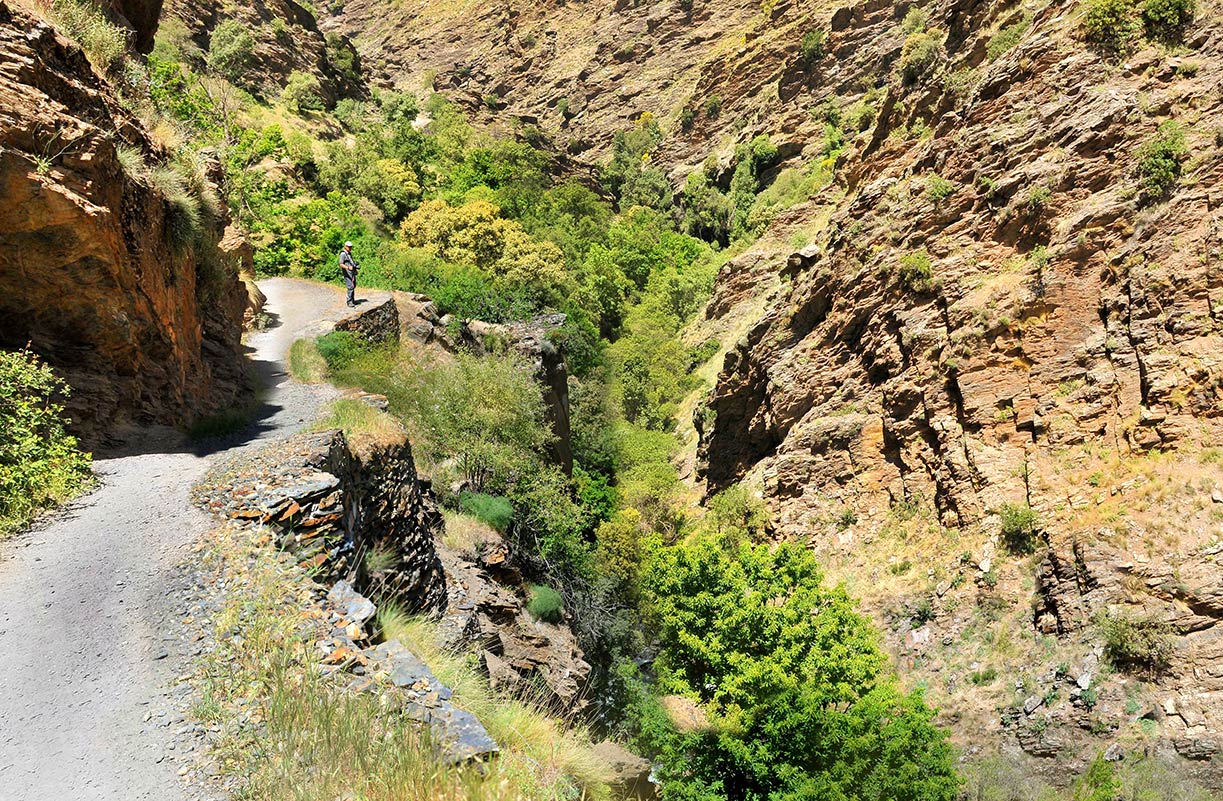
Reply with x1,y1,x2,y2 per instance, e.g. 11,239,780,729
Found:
798,29,826,65
898,30,942,85
207,20,254,82
314,331,369,372
1097,610,1175,673
641,539,960,801
1141,0,1195,40
1135,121,1188,204
282,70,324,112
926,174,957,201
401,352,551,492
526,584,564,623
898,249,935,292
0,349,92,538
458,492,514,533
1083,0,1141,52
704,95,723,118
999,502,1040,553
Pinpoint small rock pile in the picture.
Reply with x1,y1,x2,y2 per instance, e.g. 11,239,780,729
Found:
317,580,499,763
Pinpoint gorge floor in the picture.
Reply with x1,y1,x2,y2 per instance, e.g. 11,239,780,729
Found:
0,278,370,801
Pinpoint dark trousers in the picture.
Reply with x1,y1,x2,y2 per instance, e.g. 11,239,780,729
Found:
343,269,356,304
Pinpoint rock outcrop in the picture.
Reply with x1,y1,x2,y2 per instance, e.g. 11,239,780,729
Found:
0,0,250,447
165,0,363,105
197,427,448,615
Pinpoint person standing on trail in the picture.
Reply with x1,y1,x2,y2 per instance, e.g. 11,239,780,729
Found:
339,240,360,307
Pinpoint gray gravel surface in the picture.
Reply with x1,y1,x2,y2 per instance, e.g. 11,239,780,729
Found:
0,278,362,801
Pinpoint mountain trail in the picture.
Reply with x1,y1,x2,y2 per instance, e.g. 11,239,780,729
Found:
0,278,382,801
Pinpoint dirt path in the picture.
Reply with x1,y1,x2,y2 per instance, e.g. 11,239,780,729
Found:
0,278,384,801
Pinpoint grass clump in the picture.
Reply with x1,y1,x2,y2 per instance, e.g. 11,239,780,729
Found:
986,16,1031,59
1135,121,1189,205
1098,609,1175,675
314,398,403,446
288,337,328,382
526,584,565,623
42,0,128,74
0,348,92,538
198,527,605,800
148,163,204,256
999,502,1041,553
458,491,514,533
314,330,370,372
377,609,608,795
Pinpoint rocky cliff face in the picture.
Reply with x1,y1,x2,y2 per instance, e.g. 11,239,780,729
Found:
689,0,1223,778
164,0,363,105
0,0,249,447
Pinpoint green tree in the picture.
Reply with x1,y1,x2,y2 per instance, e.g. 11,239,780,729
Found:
281,70,324,112
207,20,255,83
641,539,960,801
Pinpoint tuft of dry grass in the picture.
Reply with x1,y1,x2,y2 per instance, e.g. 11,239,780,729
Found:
377,607,609,797
194,524,611,800
313,397,405,448
441,510,501,556
288,337,328,383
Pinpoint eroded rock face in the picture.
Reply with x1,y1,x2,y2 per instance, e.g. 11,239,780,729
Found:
681,0,1223,780
165,0,363,105
0,1,249,446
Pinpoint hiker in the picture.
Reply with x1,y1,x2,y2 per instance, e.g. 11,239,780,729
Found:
339,240,359,307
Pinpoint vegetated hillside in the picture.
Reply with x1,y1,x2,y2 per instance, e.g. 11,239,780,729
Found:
330,0,1223,785
0,0,251,446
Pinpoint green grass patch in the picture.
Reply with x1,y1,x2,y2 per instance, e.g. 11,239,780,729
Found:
314,398,403,444
288,337,328,383
458,492,514,533
526,584,565,623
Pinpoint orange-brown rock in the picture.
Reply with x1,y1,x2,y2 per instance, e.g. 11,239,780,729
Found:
0,1,249,445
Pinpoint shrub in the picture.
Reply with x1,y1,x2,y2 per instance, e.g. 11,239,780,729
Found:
1141,0,1195,40
898,30,942,85
207,19,254,83
282,70,324,112
0,349,92,538
1135,120,1188,204
799,29,826,65
987,16,1031,60
999,502,1040,553
314,331,369,372
458,492,514,533
898,249,935,292
641,539,960,801
1098,610,1175,674
704,94,723,118
1083,0,1141,53
526,584,564,622
926,174,956,201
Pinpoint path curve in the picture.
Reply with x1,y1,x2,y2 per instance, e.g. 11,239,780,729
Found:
0,278,383,801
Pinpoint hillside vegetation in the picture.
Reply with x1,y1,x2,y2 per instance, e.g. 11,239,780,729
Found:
18,0,1223,797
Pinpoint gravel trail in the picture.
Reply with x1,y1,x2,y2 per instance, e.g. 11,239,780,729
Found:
0,278,377,801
